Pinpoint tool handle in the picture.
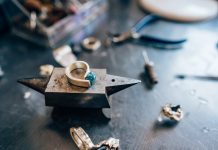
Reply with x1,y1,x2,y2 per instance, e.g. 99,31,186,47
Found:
139,34,187,44
132,14,158,33
145,64,158,84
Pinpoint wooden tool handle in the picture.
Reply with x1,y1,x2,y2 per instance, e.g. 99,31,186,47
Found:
145,64,158,84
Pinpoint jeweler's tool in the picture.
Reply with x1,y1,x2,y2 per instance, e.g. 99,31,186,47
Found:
142,50,158,84
18,68,141,108
111,14,158,43
176,74,218,81
110,14,187,48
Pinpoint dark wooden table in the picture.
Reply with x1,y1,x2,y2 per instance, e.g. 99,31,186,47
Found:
1,0,218,149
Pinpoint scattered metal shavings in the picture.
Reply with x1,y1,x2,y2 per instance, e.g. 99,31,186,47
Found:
159,104,183,122
39,64,54,76
70,127,119,150
0,66,4,78
24,91,31,99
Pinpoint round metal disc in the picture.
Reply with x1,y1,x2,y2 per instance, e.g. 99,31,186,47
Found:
139,0,218,22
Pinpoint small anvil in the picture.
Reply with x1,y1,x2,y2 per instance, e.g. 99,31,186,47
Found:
18,68,141,108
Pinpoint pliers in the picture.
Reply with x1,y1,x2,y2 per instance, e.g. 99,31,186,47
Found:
109,14,187,49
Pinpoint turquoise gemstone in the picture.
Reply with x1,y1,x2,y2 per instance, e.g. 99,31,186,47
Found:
85,71,96,86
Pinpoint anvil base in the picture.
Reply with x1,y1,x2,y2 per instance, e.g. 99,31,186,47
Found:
45,68,110,108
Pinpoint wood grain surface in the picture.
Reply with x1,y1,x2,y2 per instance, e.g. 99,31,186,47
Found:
0,0,218,149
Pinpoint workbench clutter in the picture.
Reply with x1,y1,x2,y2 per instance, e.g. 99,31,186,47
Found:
3,0,108,48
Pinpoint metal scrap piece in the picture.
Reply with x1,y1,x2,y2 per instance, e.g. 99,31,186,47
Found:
39,64,54,76
53,45,77,67
94,137,119,150
70,127,119,150
160,104,183,121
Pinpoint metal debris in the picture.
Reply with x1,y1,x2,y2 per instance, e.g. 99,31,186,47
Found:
94,137,119,150
160,104,183,122
70,127,119,150
53,45,77,67
39,64,54,76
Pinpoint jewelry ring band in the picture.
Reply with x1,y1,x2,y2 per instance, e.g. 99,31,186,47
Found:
70,127,94,149
82,37,101,51
65,61,96,88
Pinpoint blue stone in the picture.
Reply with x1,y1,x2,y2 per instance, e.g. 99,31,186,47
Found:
85,71,96,86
